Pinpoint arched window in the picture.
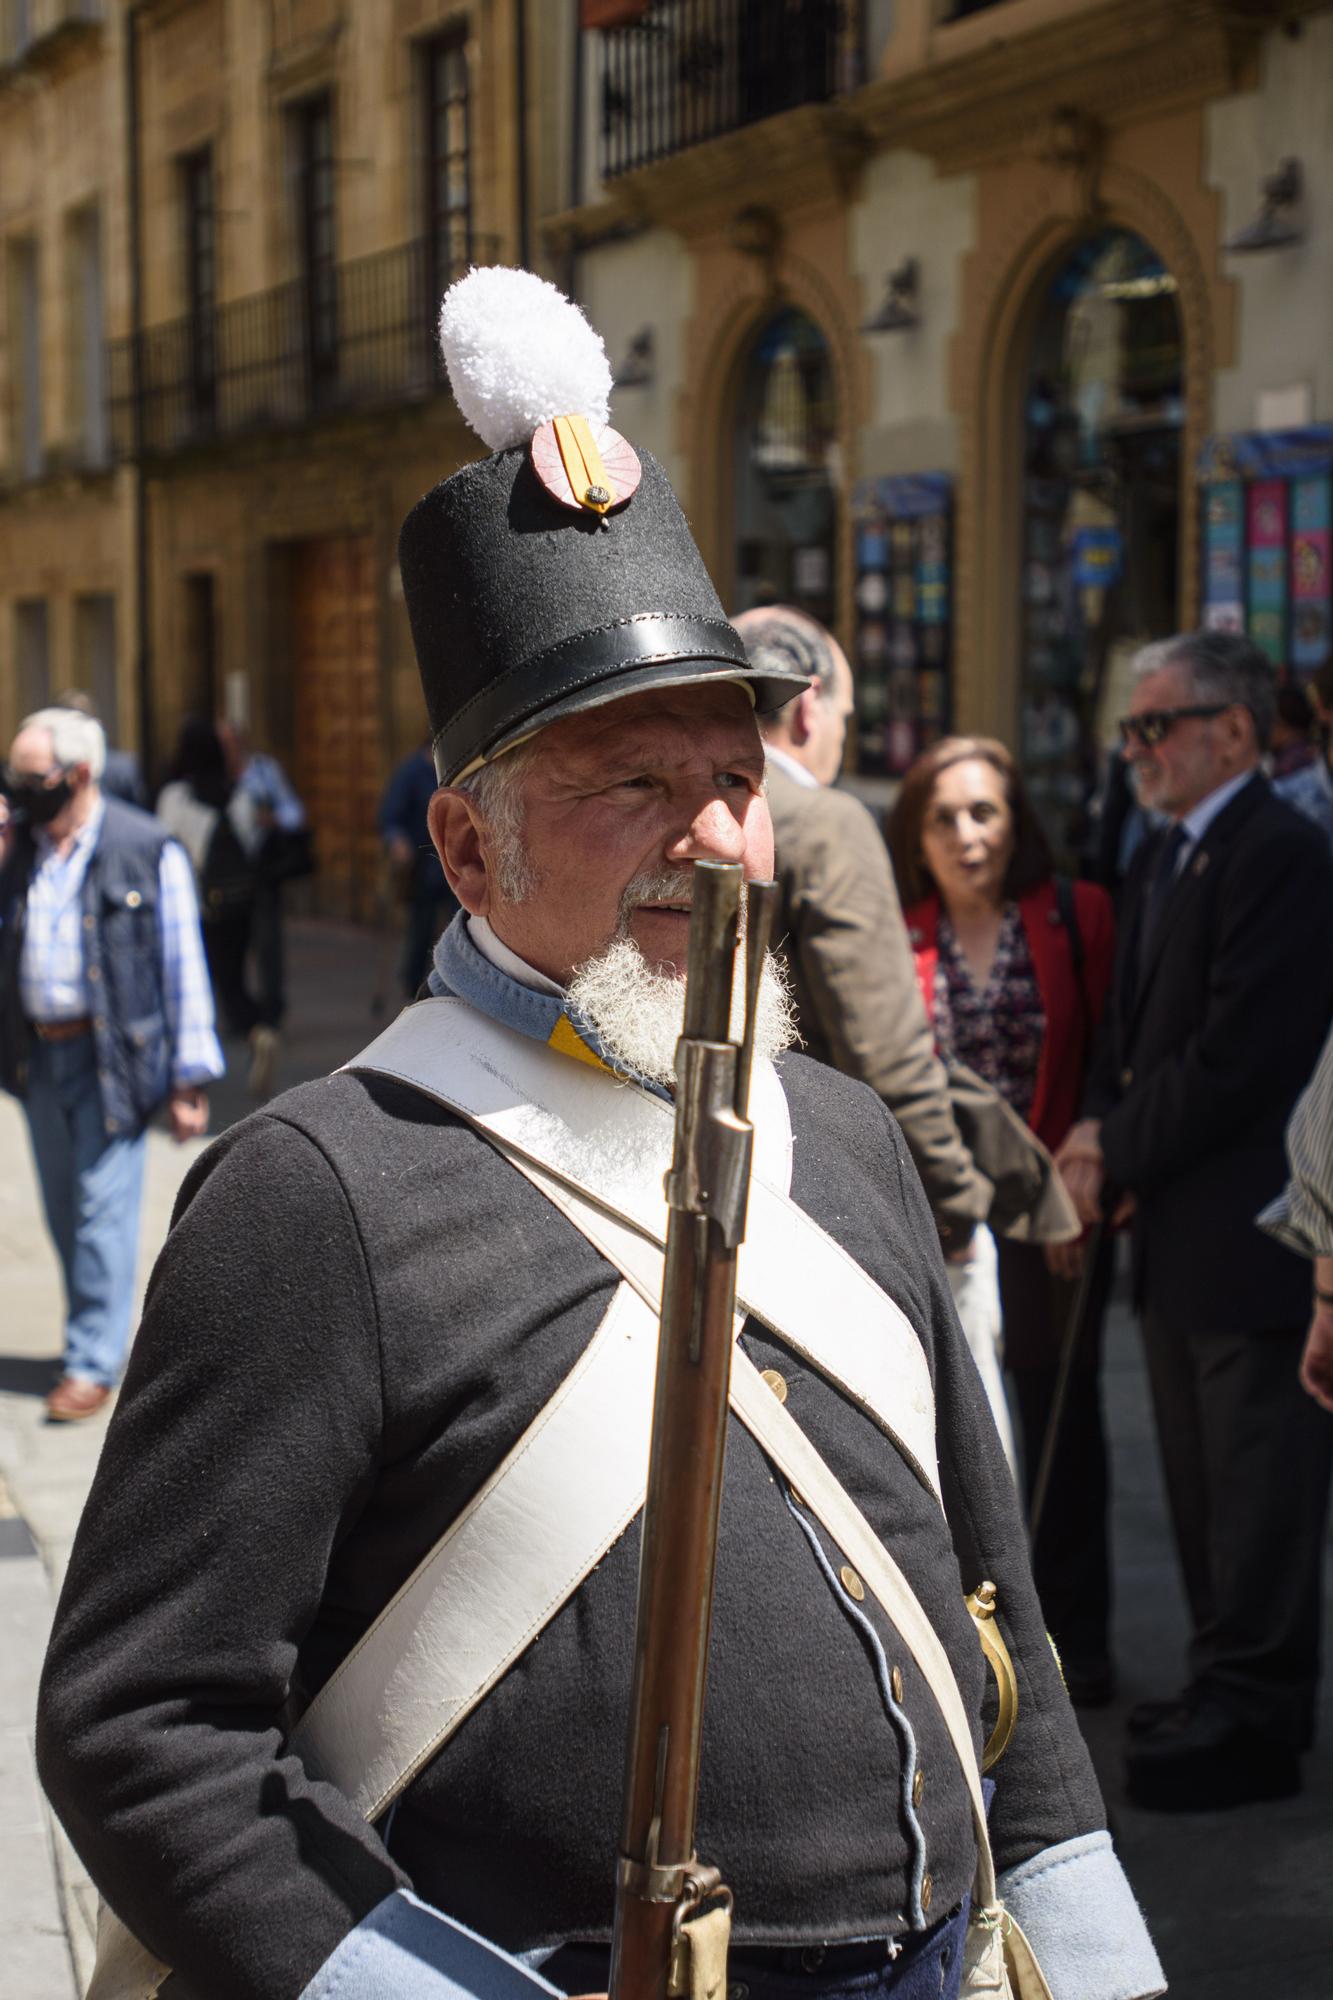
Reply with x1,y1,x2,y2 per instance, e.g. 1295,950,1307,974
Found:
732,308,838,626
1019,228,1183,863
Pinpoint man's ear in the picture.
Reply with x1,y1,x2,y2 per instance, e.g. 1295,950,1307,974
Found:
790,686,822,748
1223,704,1257,763
428,789,491,916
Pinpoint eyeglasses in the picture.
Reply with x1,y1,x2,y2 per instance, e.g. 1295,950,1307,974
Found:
1117,704,1229,749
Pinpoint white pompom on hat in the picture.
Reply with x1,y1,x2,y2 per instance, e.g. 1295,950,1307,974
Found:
439,266,612,451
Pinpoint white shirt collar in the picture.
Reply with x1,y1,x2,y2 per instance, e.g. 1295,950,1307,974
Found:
764,743,819,790
467,913,565,997
1177,768,1255,849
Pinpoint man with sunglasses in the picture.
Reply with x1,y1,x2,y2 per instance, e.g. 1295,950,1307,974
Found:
0,708,223,1420
1058,630,1333,1811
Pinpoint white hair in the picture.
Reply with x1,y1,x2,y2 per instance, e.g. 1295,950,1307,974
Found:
454,739,540,902
19,707,106,780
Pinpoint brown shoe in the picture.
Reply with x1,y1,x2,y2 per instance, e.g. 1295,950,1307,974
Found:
45,1377,112,1423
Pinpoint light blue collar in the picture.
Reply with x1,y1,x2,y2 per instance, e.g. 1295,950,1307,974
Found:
428,913,671,1100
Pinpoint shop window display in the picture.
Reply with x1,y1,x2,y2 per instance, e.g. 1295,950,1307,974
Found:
1019,229,1183,866
732,308,838,628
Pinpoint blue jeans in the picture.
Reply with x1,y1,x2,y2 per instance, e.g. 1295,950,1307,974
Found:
22,1034,147,1387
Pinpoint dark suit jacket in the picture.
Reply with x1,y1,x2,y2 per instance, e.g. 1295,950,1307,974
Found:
1084,772,1333,1333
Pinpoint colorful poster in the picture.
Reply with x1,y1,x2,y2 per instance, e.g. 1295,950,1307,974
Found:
1246,481,1287,664
1291,476,1331,669
1201,480,1243,630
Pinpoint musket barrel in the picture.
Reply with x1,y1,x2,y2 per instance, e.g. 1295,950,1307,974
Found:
681,863,739,1041
610,861,759,2000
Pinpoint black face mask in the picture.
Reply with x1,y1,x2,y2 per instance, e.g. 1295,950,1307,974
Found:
7,774,75,827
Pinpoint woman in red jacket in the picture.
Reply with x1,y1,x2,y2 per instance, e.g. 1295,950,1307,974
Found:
889,735,1117,1705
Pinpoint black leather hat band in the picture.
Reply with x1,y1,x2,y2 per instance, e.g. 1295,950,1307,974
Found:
433,612,771,781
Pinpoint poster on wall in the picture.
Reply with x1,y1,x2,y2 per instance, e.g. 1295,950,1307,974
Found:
851,473,953,779
1197,427,1333,678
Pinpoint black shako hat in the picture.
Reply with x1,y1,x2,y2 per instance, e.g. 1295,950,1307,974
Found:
399,268,808,782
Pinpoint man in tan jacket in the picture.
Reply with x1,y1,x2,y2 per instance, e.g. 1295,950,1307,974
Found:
735,607,1013,1462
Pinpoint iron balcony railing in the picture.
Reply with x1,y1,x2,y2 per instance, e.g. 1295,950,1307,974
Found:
108,235,493,460
595,0,864,180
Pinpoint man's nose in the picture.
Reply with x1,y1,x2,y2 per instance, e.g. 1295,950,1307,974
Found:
666,795,747,865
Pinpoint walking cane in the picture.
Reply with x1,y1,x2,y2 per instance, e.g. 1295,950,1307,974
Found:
1028,1218,1106,1541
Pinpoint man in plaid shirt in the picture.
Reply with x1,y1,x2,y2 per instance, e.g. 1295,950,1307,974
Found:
0,707,224,1421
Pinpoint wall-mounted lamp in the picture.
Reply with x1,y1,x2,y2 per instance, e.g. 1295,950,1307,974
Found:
1225,158,1304,254
862,257,920,334
614,327,655,389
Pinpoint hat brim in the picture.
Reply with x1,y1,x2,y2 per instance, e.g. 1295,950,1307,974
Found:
436,639,807,784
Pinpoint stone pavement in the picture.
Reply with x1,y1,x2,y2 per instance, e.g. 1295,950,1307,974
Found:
1,914,1331,1995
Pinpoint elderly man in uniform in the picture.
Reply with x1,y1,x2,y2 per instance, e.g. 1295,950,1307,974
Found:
0,707,221,1421
38,273,1162,2000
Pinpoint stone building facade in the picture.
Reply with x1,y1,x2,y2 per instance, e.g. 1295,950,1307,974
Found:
0,0,530,916
3,1,1332,900
553,0,1333,845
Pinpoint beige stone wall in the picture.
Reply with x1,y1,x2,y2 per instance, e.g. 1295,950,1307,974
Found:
0,0,525,784
580,231,694,495
0,15,132,751
849,149,977,478
1208,14,1333,432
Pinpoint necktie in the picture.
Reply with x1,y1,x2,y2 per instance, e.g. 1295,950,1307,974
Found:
1138,823,1188,975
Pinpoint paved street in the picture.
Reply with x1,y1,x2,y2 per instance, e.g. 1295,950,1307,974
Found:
2,915,1331,1995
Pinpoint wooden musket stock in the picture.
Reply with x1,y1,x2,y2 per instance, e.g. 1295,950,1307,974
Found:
609,863,776,2000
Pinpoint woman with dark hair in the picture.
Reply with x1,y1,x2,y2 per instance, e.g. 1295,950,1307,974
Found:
156,719,276,1095
888,735,1118,1705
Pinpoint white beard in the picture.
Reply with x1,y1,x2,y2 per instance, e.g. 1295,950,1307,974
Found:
566,933,797,1086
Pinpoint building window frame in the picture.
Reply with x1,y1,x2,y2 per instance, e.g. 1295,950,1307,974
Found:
14,597,51,712
420,26,472,316
181,145,218,434
292,92,338,404
9,235,43,482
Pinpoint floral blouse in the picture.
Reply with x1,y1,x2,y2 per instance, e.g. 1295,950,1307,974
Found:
932,903,1046,1126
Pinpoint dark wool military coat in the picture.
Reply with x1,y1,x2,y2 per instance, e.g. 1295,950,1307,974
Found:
38,1051,1103,2000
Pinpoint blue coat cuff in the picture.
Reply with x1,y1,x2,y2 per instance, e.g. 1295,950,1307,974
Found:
998,1831,1166,2000
299,1890,566,2000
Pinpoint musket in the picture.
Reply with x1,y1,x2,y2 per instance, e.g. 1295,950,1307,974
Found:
609,861,777,2000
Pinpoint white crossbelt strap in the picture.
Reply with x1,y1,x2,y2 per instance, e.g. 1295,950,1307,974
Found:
292,1283,657,1820
344,999,940,1502
292,1273,998,1900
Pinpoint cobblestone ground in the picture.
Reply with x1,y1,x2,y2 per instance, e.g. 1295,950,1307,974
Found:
1,917,1330,1995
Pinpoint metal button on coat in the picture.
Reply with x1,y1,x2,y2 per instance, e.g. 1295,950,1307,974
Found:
126,890,142,908
728,1984,749,2000
913,1768,924,1807
921,1873,933,1913
891,1665,904,1703
1120,1065,1134,1087
760,1368,788,1404
840,1564,865,1602
87,965,100,982
800,1948,826,1971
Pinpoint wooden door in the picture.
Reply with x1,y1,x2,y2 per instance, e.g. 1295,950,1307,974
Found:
290,534,383,921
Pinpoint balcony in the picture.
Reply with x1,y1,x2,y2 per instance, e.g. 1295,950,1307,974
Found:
594,0,864,181
108,236,492,462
